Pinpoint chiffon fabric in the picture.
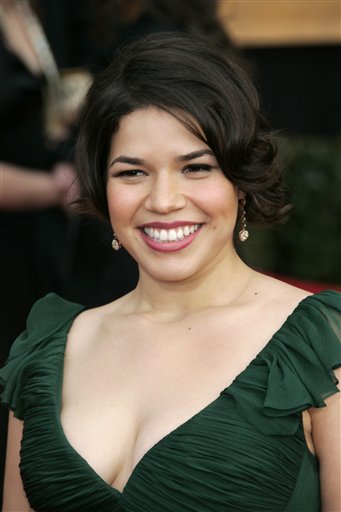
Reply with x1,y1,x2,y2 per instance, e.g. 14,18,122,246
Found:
0,291,340,512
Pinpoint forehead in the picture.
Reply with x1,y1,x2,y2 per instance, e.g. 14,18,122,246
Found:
110,107,208,153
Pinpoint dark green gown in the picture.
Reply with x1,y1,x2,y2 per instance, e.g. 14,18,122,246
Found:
1,291,340,511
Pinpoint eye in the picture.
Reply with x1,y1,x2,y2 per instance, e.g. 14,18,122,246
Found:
112,169,146,178
183,164,215,175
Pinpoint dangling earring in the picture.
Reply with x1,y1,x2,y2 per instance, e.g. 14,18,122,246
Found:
238,198,249,242
111,233,121,251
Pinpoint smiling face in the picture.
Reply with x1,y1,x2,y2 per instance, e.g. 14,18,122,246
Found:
106,107,240,283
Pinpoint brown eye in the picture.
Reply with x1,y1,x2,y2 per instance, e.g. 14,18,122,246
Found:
183,164,214,174
114,170,146,178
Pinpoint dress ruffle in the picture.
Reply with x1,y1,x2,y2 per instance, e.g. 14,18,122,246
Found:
224,290,341,435
0,293,84,419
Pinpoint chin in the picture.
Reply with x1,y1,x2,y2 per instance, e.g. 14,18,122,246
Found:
141,262,206,284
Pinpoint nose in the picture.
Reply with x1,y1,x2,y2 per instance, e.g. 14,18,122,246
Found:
144,172,186,214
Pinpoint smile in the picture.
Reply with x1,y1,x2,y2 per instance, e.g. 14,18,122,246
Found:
142,224,201,243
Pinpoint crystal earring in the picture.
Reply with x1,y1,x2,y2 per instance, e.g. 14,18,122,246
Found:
111,233,121,251
238,198,249,242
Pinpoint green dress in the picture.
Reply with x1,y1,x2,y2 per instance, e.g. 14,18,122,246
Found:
0,291,340,512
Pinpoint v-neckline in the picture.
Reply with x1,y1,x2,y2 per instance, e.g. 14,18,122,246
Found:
53,292,322,497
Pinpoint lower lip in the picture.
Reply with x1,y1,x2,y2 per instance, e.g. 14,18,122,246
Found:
139,226,202,252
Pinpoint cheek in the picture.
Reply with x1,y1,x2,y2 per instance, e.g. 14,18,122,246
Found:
193,182,238,221
106,186,126,226
106,184,143,228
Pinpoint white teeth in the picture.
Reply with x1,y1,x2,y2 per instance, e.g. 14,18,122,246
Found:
177,228,184,240
168,229,177,241
160,229,168,241
143,224,201,243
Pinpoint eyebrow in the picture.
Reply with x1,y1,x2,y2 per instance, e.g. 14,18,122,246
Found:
109,149,214,167
110,156,145,167
176,149,214,162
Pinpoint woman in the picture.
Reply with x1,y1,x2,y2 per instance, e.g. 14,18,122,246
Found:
1,33,340,512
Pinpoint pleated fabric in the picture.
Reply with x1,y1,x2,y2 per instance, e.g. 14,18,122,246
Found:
0,291,340,512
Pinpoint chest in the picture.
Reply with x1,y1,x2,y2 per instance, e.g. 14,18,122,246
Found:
22,355,318,511
59,312,285,490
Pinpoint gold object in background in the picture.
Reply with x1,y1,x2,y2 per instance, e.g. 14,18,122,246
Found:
218,1,341,47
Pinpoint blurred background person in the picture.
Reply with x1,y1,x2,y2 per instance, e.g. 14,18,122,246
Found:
1,2,84,497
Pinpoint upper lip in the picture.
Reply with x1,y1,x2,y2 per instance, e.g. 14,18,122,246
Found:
138,221,202,229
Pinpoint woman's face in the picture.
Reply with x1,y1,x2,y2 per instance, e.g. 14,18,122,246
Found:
106,107,240,283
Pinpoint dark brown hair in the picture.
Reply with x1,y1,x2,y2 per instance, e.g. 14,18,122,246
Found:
75,32,290,225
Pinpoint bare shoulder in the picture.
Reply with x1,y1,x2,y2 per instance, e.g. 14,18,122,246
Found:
65,291,135,358
61,292,137,408
251,271,312,316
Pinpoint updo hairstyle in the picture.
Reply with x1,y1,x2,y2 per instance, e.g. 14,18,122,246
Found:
75,32,290,225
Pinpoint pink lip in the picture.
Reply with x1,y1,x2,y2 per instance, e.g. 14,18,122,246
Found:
139,221,200,229
139,225,203,253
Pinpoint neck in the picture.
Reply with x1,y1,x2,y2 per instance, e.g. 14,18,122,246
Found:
130,252,255,322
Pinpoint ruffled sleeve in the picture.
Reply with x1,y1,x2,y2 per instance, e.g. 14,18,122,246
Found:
224,290,341,435
0,293,84,420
